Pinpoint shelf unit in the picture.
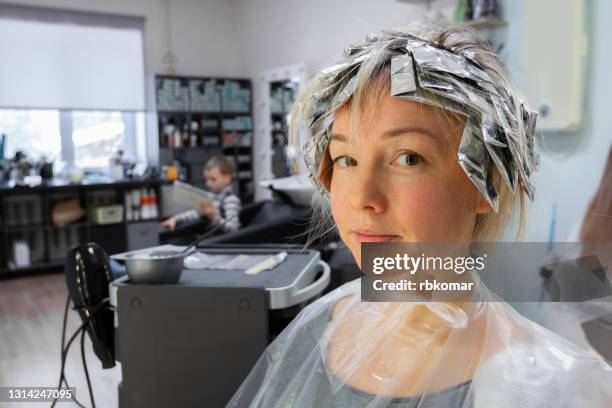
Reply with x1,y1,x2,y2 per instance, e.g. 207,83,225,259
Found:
156,75,254,203
269,80,297,178
0,179,168,278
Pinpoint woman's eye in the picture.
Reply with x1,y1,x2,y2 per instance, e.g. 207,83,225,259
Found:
395,151,423,167
333,156,357,167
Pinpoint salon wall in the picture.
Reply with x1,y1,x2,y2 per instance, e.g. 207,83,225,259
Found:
0,0,245,77
503,0,612,242
235,0,457,76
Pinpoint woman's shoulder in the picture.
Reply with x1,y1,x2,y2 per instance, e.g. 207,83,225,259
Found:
254,283,361,383
297,279,361,327
331,295,355,321
275,279,360,334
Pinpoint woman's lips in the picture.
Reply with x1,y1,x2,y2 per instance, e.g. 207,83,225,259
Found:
353,229,400,243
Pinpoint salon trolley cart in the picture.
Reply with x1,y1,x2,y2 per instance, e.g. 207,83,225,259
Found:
109,244,330,408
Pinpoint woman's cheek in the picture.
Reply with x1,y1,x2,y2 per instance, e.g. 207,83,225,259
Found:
329,188,346,228
329,186,355,246
391,179,466,240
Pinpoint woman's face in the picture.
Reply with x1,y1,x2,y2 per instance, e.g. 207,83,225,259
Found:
328,93,490,267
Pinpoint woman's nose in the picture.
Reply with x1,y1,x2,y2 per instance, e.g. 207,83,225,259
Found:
348,166,388,213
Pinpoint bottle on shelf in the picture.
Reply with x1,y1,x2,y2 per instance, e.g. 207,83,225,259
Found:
131,189,141,221
149,188,159,219
124,191,133,221
182,123,190,147
140,188,150,219
172,128,182,148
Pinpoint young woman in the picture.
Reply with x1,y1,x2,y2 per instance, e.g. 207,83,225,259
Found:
228,24,612,407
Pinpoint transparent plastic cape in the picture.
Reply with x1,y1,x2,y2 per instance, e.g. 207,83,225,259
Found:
228,276,612,408
535,300,612,359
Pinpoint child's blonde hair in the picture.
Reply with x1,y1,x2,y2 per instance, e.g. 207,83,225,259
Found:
205,155,235,178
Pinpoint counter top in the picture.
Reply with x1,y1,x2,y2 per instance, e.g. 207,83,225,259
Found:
0,178,171,195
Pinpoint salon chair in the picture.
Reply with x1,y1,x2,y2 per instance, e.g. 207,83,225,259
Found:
64,243,120,369
200,199,312,245
324,243,362,293
159,199,313,247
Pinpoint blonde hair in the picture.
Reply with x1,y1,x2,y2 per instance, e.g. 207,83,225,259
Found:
290,23,529,245
205,154,235,178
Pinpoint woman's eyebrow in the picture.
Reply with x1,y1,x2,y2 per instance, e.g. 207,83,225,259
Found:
330,133,347,142
330,127,437,143
382,126,437,139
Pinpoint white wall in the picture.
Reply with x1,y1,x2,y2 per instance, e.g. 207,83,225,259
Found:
235,0,456,75
0,0,245,77
502,0,612,242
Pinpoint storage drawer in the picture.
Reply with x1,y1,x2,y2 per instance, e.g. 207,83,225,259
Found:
7,230,45,265
4,195,42,226
90,205,124,225
48,226,86,261
127,221,160,251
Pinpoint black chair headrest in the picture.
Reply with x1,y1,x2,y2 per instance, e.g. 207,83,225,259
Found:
64,243,115,368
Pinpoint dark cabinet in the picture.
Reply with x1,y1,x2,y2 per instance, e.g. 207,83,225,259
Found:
0,180,168,277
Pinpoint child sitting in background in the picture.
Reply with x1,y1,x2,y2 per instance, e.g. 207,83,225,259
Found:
161,155,241,232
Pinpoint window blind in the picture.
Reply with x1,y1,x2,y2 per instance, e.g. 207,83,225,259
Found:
0,4,145,111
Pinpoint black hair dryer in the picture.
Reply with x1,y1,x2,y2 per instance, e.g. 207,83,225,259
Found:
64,243,116,369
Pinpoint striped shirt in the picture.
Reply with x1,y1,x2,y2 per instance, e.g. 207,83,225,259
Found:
174,185,241,232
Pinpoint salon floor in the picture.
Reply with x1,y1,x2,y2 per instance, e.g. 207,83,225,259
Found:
0,273,121,408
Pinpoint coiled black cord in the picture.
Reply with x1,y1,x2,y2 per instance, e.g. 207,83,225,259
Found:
51,295,109,408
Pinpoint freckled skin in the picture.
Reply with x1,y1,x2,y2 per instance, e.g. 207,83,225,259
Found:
328,94,490,267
